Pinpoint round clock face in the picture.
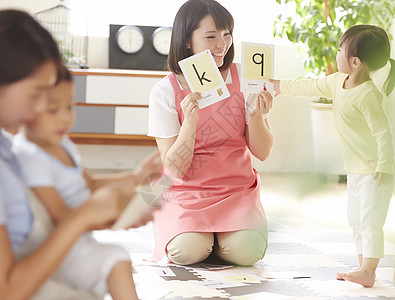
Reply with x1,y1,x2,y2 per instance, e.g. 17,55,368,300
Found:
151,27,172,56
116,25,144,54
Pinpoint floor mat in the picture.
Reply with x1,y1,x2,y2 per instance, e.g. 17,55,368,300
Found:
95,228,395,300
94,174,395,299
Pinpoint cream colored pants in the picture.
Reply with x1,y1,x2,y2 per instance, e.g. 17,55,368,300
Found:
166,230,267,266
347,174,394,258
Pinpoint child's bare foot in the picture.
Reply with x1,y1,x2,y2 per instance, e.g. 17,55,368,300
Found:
343,269,376,287
337,271,346,280
337,267,360,280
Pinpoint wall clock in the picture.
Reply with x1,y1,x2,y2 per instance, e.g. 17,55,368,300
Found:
151,27,172,56
109,24,172,71
116,25,144,54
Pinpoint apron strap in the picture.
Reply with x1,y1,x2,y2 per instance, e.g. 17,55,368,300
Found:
168,73,183,93
229,63,241,90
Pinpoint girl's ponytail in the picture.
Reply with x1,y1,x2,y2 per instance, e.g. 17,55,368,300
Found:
384,58,395,96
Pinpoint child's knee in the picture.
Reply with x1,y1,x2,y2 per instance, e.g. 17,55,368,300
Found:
216,230,267,266
166,232,214,265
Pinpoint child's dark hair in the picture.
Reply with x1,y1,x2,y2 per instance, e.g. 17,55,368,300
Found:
167,0,234,74
0,10,63,86
340,24,394,96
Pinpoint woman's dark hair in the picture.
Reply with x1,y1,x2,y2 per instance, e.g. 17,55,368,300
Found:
0,10,62,86
340,24,394,96
57,64,73,83
167,0,234,74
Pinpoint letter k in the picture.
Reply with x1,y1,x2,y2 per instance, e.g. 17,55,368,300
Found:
192,63,211,85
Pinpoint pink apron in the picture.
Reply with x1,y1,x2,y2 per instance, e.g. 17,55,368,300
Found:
153,63,267,260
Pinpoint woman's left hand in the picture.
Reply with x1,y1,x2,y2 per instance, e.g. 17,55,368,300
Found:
247,90,273,118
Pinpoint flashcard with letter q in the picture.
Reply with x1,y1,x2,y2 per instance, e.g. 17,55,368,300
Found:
241,42,274,94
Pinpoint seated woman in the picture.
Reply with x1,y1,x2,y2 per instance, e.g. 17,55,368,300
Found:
0,10,160,300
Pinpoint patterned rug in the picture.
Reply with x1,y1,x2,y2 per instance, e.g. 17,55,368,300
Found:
95,225,395,299
94,174,395,299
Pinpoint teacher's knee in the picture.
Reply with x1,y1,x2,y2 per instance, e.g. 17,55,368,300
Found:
166,232,214,265
216,230,267,266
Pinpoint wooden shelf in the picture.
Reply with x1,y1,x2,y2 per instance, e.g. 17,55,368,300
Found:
74,103,148,108
69,133,156,146
69,68,169,78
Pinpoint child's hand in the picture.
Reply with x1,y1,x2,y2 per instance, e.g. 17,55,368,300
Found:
81,186,129,230
134,151,163,185
269,79,281,97
246,90,273,117
127,207,160,228
373,172,393,185
181,92,201,123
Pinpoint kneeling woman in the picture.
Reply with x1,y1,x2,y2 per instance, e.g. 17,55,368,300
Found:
148,0,274,266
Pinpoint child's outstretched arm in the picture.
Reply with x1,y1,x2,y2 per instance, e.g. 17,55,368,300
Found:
84,151,163,196
270,79,282,97
269,73,339,99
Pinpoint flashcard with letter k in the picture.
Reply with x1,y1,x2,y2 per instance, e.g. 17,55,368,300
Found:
241,42,274,94
179,49,230,109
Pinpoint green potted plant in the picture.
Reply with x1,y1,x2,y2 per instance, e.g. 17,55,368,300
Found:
274,0,394,78
273,0,394,176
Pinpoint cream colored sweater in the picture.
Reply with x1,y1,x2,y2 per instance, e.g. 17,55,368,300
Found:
280,72,394,175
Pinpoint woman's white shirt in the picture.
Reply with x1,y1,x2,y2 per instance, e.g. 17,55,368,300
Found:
148,63,248,138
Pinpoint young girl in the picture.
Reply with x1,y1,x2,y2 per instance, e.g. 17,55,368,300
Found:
271,24,395,287
0,9,137,300
12,65,163,299
148,0,274,266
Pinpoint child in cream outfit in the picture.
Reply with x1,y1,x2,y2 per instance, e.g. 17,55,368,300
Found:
271,25,395,287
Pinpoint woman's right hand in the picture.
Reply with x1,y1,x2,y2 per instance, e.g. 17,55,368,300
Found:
180,92,201,123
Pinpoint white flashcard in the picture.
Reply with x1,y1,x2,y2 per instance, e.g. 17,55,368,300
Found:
156,267,177,277
222,273,261,284
179,49,230,109
192,280,248,289
241,42,274,94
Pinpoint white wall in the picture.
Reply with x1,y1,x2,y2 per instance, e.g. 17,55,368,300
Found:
77,144,158,170
0,0,57,12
